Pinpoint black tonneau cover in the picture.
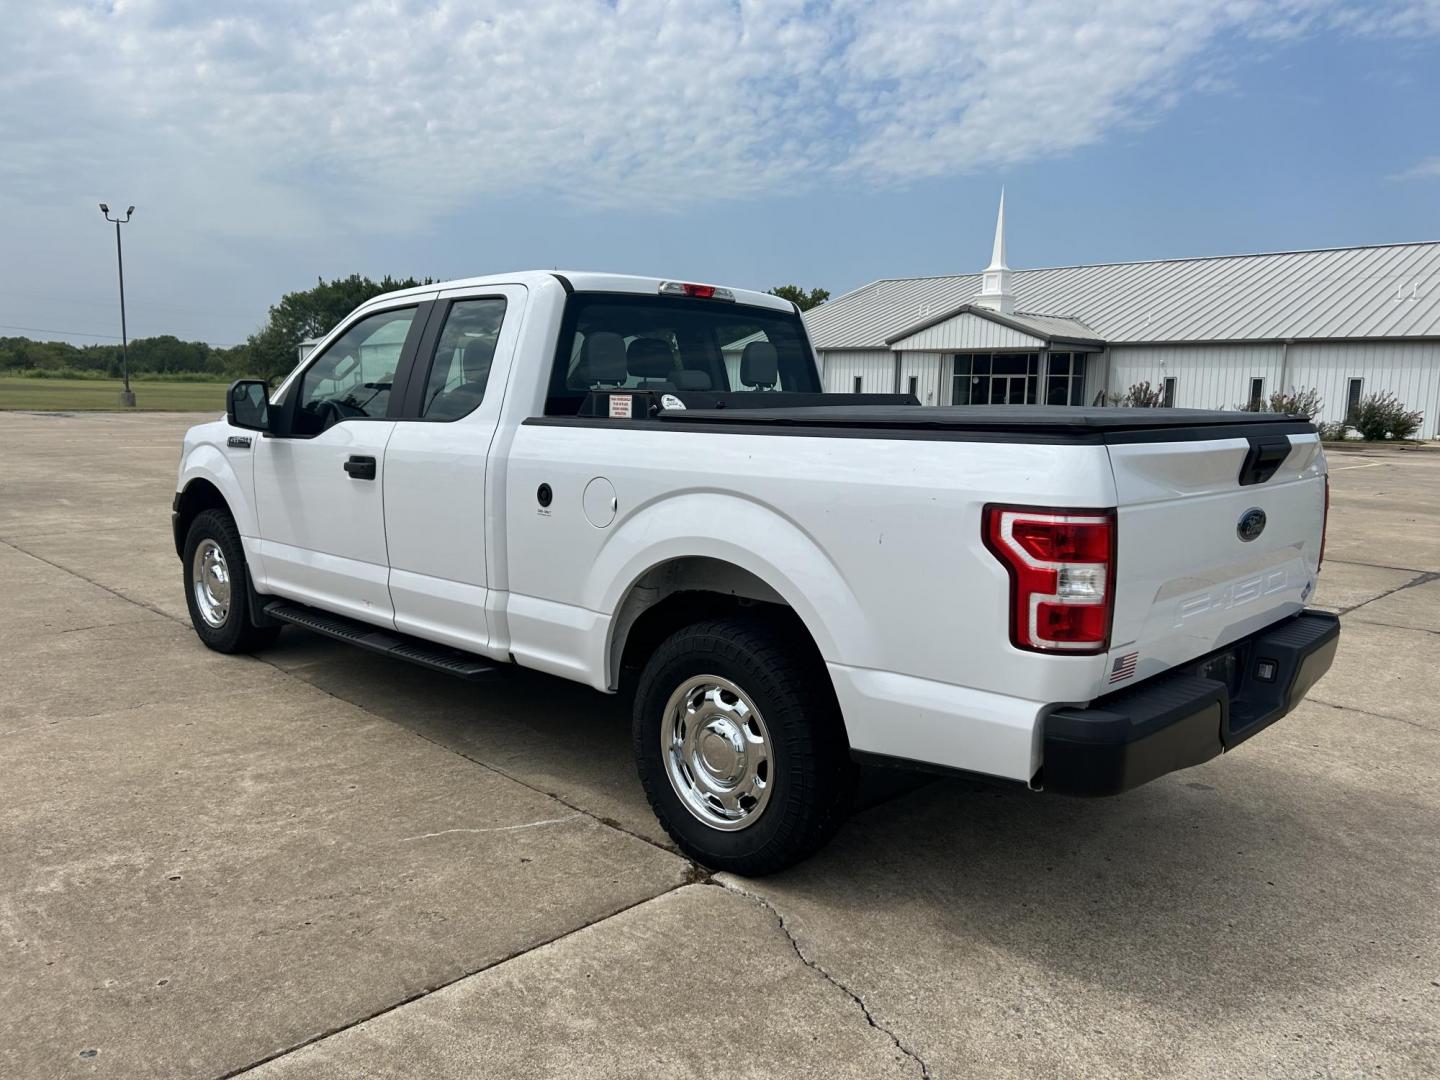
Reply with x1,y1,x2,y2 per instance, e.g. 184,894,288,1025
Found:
654,404,1314,443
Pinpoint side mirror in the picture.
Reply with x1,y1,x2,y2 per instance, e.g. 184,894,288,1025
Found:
227,379,270,431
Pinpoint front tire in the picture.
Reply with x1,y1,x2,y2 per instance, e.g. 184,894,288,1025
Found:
633,616,855,875
182,509,280,654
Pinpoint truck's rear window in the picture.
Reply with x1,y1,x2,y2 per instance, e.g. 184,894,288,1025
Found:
545,293,819,414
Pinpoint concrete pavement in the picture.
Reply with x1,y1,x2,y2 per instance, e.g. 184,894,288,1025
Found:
2,410,1437,1079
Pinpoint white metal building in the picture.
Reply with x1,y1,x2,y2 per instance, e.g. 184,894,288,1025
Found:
804,194,1440,437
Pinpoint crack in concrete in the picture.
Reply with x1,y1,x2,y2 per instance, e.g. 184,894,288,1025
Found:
1306,695,1438,735
716,878,932,1080
0,536,185,626
397,815,584,842
1324,558,1436,576
216,884,693,1080
1347,618,1440,638
1332,568,1440,616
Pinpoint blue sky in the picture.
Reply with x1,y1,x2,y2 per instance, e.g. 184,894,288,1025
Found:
1,1,1437,347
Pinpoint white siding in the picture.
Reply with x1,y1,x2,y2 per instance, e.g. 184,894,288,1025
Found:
889,311,1045,351
1288,341,1440,438
898,352,946,405
1106,344,1286,410
818,349,894,394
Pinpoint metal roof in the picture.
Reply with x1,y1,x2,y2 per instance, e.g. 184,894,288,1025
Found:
805,242,1440,349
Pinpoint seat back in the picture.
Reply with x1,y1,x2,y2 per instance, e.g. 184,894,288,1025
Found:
674,370,712,391
740,341,779,389
571,331,628,388
627,338,677,387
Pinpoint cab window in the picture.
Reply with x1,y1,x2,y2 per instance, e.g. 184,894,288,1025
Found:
546,294,819,414
295,307,416,434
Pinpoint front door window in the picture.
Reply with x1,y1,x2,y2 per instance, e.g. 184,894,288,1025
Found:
294,307,418,435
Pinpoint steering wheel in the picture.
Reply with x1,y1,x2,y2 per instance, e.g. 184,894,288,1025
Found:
313,399,349,431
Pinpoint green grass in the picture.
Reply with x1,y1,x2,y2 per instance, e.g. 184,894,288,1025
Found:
0,376,226,412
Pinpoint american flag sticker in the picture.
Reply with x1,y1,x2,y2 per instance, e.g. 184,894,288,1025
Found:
1110,652,1139,684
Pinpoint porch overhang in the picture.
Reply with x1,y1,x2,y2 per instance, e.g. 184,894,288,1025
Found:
884,303,1106,352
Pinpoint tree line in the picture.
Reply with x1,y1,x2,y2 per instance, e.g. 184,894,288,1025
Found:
0,274,433,383
2,278,830,383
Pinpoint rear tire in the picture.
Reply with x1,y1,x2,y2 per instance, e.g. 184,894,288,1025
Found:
633,616,855,875
182,508,280,654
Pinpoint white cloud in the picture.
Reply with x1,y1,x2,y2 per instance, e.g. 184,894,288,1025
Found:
0,0,1436,235
1391,156,1440,181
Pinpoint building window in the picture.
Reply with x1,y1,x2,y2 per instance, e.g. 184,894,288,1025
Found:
907,375,919,399
1162,376,1177,408
1249,377,1265,409
853,375,863,394
1346,378,1363,422
952,352,1039,406
1045,353,1088,407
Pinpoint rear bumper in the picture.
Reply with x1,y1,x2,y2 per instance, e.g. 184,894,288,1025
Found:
1040,610,1340,796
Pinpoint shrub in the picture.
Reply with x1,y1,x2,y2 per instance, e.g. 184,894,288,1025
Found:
1350,392,1423,441
1238,386,1324,417
1316,421,1350,441
1108,381,1164,408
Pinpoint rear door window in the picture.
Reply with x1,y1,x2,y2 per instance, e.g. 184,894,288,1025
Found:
419,298,508,420
547,294,818,413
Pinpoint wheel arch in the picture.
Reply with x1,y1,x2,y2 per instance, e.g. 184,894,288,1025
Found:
590,494,874,692
174,445,254,558
174,478,230,556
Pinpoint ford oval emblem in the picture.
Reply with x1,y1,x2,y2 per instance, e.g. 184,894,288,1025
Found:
1237,507,1267,542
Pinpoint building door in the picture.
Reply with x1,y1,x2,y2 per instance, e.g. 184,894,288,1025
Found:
990,374,1028,404
952,352,1038,405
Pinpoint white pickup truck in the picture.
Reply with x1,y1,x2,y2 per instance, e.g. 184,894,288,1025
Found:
175,271,1338,872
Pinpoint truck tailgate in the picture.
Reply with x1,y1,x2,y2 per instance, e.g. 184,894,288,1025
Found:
1104,431,1326,691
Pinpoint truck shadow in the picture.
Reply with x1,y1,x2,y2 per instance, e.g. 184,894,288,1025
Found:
263,631,1437,1014
263,632,932,848
759,751,1438,1016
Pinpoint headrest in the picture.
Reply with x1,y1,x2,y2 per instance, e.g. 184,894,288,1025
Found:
577,331,627,385
673,370,711,391
461,339,491,382
627,337,676,379
740,341,778,389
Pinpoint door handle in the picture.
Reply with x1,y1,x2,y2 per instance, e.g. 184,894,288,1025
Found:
343,455,377,481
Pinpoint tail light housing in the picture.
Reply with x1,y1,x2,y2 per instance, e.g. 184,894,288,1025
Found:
1319,474,1330,569
983,505,1117,654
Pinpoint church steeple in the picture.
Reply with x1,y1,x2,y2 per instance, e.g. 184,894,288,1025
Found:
975,188,1015,314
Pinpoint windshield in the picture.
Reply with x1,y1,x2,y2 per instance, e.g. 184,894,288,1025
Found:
546,293,819,414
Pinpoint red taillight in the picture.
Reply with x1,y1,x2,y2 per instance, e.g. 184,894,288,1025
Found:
983,505,1117,654
1319,475,1330,568
684,283,716,298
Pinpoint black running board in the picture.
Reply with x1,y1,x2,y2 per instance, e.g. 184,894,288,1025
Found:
263,600,506,681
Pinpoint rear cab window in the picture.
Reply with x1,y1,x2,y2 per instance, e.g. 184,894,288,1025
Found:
544,293,818,415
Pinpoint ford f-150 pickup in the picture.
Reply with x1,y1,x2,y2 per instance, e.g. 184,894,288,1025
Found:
174,271,1338,873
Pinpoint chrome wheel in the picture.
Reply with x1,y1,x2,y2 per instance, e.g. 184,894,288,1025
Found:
191,538,231,628
661,675,773,831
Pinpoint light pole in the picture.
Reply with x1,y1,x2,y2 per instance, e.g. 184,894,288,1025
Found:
99,203,136,407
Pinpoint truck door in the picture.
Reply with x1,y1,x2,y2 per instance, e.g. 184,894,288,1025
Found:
251,301,431,625
382,284,528,654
